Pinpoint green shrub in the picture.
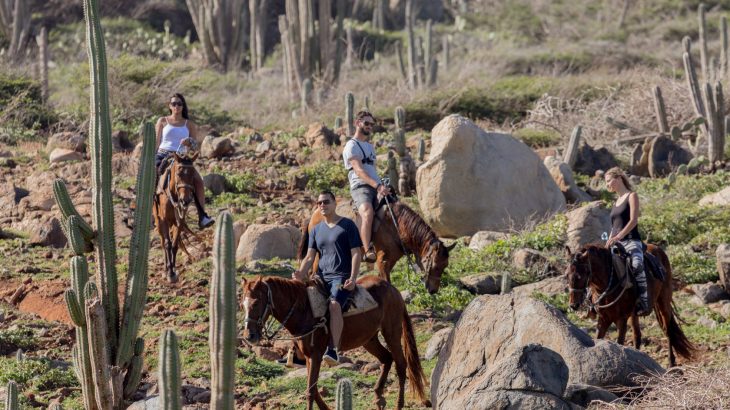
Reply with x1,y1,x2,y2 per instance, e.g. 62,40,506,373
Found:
668,245,718,284
0,328,36,355
0,357,78,390
514,128,561,148
302,161,349,194
0,74,56,140
225,171,260,194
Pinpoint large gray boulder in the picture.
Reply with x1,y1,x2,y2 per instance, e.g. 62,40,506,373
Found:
235,224,302,262
431,294,663,407
416,115,565,237
565,201,611,252
201,135,234,159
700,186,730,207
46,132,85,153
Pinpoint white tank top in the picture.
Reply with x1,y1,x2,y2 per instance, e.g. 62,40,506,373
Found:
158,119,189,152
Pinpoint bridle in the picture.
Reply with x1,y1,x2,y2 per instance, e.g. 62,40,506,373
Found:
165,161,195,221
568,252,593,304
243,281,296,340
569,248,630,311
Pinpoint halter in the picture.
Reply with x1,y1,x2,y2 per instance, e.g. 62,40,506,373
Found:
569,248,630,311
165,161,196,222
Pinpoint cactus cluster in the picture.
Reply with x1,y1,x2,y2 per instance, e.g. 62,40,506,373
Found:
186,0,247,71
54,1,157,408
0,0,30,58
399,0,439,89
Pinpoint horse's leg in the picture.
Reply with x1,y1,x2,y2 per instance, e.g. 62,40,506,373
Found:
362,336,393,409
615,318,628,345
596,314,610,339
305,354,330,410
169,225,180,283
381,324,407,410
630,313,642,350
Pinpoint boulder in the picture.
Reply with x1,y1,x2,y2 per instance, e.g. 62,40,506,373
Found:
431,294,664,405
458,273,502,295
689,283,729,304
29,216,67,248
701,186,730,207
46,132,85,153
416,115,565,237
574,143,618,176
717,244,730,291
233,220,248,252
49,148,84,163
512,276,568,298
565,201,611,252
433,343,573,409
256,140,272,154
425,327,453,360
564,383,619,407
111,130,135,152
235,224,302,262
543,156,592,203
469,231,509,251
128,395,160,410
648,136,693,178
512,248,559,275
201,136,234,159
304,122,337,148
202,173,227,196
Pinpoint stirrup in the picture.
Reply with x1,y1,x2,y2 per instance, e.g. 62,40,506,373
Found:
362,245,376,263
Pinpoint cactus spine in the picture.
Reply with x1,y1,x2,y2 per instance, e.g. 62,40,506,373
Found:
394,106,406,156
53,1,158,408
210,212,238,410
159,330,182,410
335,378,353,410
4,381,18,410
346,92,355,136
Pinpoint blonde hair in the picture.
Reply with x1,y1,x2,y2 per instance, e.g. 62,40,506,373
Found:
605,167,633,191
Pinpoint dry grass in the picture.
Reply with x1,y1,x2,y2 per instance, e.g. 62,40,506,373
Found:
593,365,730,409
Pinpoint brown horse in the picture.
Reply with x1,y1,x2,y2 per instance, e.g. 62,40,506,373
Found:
298,200,453,293
153,153,199,283
565,244,695,366
241,275,430,410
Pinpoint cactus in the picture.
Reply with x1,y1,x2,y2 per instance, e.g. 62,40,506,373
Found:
49,404,63,410
334,116,343,130
364,95,371,112
186,0,248,71
677,164,689,175
563,126,582,169
210,212,238,410
335,378,353,410
653,86,669,134
396,41,408,81
722,16,728,80
159,330,182,410
425,19,437,86
36,26,49,103
501,272,512,294
346,92,355,137
301,78,313,111
249,0,268,71
699,4,710,82
417,138,425,162
14,349,23,361
387,151,399,193
394,106,406,157
4,381,18,410
53,1,158,408
0,0,30,58
405,0,417,89
442,35,450,72
333,0,345,81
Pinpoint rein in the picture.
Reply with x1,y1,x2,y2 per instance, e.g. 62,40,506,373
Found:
382,195,428,288
570,249,628,311
164,161,195,222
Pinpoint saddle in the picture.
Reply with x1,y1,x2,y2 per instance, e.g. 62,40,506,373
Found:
306,278,378,319
156,156,175,195
611,243,666,288
351,192,398,235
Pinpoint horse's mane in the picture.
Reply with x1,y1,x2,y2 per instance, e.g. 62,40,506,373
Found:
262,276,308,298
391,201,439,246
578,243,608,255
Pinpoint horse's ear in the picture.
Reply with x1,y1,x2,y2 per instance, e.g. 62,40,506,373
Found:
190,151,199,162
256,275,263,284
173,152,182,162
445,241,456,252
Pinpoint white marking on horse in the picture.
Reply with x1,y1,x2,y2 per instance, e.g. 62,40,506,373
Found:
243,296,252,330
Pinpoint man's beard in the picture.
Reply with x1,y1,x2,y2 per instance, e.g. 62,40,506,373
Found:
360,128,371,136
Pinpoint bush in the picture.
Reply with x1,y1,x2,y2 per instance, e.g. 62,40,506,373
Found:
0,74,56,142
514,128,561,148
225,171,260,194
302,161,349,194
0,328,36,355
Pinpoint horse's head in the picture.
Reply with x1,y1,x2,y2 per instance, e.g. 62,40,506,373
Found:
241,276,270,345
565,246,593,311
171,152,198,207
421,239,456,294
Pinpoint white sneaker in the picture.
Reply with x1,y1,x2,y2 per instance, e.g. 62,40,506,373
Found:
199,215,214,229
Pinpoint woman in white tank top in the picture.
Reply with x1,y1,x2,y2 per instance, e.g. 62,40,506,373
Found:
155,93,214,229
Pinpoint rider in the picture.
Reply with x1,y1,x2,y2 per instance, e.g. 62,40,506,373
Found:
293,191,362,365
342,111,390,263
604,167,650,316
155,93,214,229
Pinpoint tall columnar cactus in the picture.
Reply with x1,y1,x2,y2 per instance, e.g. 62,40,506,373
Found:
335,378,353,410
425,19,438,86
405,0,417,89
54,1,158,408
501,272,512,294
442,35,450,72
36,26,49,103
394,106,406,157
159,330,182,410
563,125,582,169
417,138,425,162
653,86,669,133
210,212,237,409
4,381,18,410
699,4,710,82
387,150,399,193
346,92,355,137
186,0,248,71
301,78,313,111
0,0,30,58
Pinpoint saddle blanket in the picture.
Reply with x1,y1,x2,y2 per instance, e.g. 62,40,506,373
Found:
307,284,378,319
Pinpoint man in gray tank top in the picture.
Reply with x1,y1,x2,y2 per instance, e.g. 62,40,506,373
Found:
342,111,390,262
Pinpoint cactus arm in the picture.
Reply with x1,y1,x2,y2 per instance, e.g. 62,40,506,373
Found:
53,179,94,241
210,212,237,410
69,256,98,410
335,378,353,410
123,338,145,400
65,289,86,327
159,330,182,410
117,122,156,370
86,298,116,409
346,92,355,137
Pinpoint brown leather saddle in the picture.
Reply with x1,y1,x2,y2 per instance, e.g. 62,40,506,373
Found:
306,276,378,319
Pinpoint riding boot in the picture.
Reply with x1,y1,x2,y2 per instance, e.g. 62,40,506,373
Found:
634,269,650,316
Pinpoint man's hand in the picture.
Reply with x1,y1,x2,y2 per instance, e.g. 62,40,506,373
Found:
292,270,305,282
377,184,390,196
343,278,356,291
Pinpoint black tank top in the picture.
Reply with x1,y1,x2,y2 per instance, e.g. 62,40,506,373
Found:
610,195,642,241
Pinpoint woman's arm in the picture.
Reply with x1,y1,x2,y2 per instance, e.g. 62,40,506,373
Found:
155,117,165,151
188,120,199,141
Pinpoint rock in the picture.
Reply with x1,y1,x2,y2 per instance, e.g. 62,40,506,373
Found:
574,143,618,176
201,135,234,159
564,383,619,407
721,302,730,319
431,294,664,404
128,395,160,409
469,231,509,251
202,173,227,196
648,136,693,178
252,346,281,361
233,220,248,252
716,244,730,292
29,216,67,248
433,343,573,409
424,327,453,360
700,186,730,207
689,283,729,304
512,248,558,275
416,115,565,237
49,148,84,163
565,201,611,252
288,169,309,191
544,156,592,203
400,290,414,303
46,132,86,153
112,130,134,152
458,273,502,295
304,122,337,148
513,276,568,298
235,224,302,262
697,315,718,329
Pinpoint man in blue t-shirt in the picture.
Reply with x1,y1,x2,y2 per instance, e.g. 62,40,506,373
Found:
293,191,363,365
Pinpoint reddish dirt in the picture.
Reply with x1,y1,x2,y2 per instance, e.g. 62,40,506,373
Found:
0,280,72,325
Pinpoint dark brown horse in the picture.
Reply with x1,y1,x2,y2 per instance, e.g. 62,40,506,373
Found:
153,153,199,283
241,275,430,410
565,244,695,366
299,200,453,293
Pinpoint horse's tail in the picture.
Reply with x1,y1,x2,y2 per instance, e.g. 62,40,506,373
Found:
665,304,696,360
297,218,309,261
402,308,430,406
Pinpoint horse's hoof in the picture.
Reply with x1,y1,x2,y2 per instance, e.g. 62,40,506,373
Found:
168,273,178,283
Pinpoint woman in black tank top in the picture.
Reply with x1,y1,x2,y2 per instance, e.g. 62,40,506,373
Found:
604,167,650,316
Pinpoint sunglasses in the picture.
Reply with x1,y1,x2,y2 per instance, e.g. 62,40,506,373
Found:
170,101,183,107
362,121,375,127
317,199,332,205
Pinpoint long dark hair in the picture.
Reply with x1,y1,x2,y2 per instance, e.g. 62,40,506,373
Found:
168,93,189,119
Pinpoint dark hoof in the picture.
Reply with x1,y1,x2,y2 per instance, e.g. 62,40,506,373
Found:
168,272,179,283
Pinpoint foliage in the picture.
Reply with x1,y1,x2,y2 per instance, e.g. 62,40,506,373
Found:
0,328,36,355
513,128,561,148
531,291,570,313
668,245,718,284
0,74,56,141
302,161,349,194
237,352,285,383
0,357,78,391
225,171,260,194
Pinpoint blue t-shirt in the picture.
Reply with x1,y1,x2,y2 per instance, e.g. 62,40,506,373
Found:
309,217,363,281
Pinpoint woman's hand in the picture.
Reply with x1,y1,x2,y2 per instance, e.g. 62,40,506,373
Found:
606,236,619,248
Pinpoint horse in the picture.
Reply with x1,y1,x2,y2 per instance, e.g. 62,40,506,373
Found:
153,152,199,283
241,275,430,410
565,243,695,366
298,199,454,294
